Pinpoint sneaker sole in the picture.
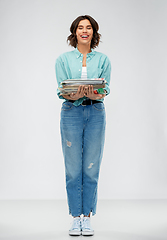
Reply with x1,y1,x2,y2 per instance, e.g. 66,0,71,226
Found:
82,231,94,236
69,231,82,236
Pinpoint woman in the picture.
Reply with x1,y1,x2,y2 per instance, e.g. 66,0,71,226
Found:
55,15,111,236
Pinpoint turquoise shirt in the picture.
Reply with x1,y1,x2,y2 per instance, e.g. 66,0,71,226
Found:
55,48,111,106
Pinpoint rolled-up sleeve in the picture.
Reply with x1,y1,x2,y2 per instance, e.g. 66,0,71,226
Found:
101,56,111,96
55,56,67,99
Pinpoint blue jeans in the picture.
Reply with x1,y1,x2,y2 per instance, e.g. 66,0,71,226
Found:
60,101,106,217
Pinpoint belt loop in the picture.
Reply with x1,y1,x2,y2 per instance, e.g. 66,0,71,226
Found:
91,100,92,105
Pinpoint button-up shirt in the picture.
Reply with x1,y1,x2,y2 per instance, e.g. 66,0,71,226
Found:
55,47,111,106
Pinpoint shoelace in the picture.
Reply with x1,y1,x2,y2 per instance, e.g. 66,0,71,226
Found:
71,217,81,230
82,217,92,230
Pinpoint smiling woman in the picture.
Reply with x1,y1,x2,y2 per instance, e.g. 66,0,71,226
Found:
76,19,93,47
67,15,101,49
55,15,111,236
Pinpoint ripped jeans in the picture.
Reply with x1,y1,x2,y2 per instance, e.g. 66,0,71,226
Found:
60,101,106,217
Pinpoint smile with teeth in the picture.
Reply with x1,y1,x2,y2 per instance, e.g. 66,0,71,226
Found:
81,35,89,39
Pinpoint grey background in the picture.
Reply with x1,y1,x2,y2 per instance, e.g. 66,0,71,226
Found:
0,0,167,200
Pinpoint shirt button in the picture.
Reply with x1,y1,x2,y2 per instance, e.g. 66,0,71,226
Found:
79,69,81,71
80,61,82,62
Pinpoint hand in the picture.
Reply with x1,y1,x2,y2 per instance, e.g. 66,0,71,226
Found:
84,85,106,100
62,85,85,100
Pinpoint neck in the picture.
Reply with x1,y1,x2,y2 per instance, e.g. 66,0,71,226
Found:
77,44,91,55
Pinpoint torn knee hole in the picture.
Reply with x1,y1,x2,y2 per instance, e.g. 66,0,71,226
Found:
88,163,94,169
67,140,72,147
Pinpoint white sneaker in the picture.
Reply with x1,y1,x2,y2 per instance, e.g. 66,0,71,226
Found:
69,217,82,236
81,217,94,236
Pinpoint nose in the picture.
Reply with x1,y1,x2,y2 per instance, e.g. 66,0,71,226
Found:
83,27,87,33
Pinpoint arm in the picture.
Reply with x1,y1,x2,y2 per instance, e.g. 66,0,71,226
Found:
84,56,111,100
55,56,68,99
55,56,85,101
100,56,111,96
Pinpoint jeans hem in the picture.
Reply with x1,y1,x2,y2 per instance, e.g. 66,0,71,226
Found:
69,209,96,217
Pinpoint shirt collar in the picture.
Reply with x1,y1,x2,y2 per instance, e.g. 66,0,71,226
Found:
74,47,95,58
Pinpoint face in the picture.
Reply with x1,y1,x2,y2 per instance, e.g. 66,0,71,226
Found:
76,19,93,47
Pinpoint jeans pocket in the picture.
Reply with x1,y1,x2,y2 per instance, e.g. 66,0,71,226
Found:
93,102,105,111
61,101,74,111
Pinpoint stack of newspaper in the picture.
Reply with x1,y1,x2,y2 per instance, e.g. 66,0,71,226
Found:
59,78,106,95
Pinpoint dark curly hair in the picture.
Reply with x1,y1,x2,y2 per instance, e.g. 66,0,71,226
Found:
67,15,101,49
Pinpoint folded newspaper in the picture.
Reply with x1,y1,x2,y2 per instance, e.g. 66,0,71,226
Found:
59,78,106,95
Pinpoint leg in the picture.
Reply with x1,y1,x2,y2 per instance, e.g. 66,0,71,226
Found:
84,212,91,217
82,103,106,216
60,102,84,217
